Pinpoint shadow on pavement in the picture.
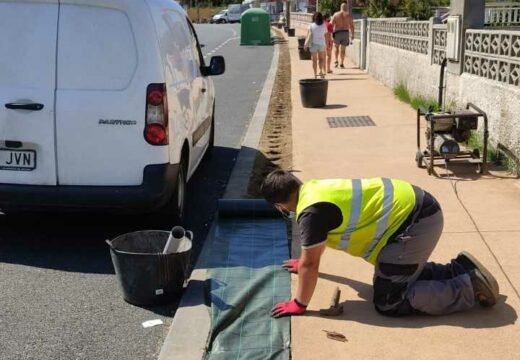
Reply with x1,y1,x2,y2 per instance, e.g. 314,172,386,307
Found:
322,104,348,110
0,146,239,275
317,272,517,329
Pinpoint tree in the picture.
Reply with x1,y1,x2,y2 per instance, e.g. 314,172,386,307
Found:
319,0,343,16
365,0,400,18
401,0,432,20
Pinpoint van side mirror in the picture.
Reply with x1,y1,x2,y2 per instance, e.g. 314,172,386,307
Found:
203,56,225,76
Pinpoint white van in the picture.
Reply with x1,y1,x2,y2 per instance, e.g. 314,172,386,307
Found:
227,4,250,23
0,0,225,220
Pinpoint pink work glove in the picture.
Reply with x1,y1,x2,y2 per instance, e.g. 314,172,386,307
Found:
282,258,300,274
271,299,307,318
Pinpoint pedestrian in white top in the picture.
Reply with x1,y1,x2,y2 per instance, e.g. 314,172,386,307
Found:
304,12,327,79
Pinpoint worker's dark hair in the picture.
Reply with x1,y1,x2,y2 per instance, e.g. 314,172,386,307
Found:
261,170,302,204
313,12,324,26
324,13,331,20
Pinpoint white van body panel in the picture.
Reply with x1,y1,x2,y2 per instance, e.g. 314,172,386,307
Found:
227,4,242,22
0,0,59,185
146,0,215,179
56,0,168,186
0,0,218,211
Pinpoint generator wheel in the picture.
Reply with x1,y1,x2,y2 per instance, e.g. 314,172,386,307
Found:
415,151,424,169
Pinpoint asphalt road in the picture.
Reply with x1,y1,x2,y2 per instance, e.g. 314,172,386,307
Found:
0,24,273,360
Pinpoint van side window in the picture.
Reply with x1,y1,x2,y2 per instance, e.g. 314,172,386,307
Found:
185,18,205,71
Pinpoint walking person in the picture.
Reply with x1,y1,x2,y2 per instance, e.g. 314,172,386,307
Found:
324,13,334,74
261,170,499,318
304,12,327,79
331,2,355,69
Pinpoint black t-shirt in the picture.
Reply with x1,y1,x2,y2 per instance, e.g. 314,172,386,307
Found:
298,202,343,249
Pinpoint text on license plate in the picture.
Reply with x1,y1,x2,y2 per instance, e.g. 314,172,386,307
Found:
0,149,36,171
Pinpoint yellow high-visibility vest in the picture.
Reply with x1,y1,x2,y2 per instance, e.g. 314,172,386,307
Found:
296,178,416,264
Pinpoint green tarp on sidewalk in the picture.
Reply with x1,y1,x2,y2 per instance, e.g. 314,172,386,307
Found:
203,200,291,360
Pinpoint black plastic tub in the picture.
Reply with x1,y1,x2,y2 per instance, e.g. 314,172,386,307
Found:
298,46,312,60
288,28,295,37
297,36,306,47
299,79,328,108
107,230,191,306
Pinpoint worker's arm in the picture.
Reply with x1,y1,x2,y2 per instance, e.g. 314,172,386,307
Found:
296,243,326,305
272,244,325,318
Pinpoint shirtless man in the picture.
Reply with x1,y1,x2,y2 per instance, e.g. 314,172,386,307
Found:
331,2,355,69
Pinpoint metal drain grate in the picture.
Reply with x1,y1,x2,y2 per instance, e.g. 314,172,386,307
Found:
327,116,376,128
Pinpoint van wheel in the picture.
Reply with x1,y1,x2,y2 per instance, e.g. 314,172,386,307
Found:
172,160,187,222
157,160,187,226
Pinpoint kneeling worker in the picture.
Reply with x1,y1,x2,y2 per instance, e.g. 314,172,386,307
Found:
261,170,499,317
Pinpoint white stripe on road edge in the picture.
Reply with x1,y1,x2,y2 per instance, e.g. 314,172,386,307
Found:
203,36,240,59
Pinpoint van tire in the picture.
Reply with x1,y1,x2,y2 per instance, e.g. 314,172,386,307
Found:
172,158,187,223
156,159,187,225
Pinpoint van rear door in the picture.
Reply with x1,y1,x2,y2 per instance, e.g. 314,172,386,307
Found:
55,1,165,186
0,0,59,185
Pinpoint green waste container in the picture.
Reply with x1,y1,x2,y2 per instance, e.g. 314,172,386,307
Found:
240,8,272,46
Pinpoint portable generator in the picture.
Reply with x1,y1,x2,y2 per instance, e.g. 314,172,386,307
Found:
416,59,489,175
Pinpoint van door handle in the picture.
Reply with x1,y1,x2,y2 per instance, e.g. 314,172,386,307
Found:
201,88,207,93
5,102,44,111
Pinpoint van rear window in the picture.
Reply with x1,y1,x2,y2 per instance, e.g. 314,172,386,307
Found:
57,5,137,90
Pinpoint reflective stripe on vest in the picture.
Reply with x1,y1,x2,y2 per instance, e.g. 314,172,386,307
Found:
363,178,393,259
337,178,362,251
296,178,416,264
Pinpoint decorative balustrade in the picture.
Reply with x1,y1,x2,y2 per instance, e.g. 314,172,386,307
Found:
354,20,361,40
370,20,430,55
290,12,313,28
432,24,447,65
464,30,520,86
485,4,520,26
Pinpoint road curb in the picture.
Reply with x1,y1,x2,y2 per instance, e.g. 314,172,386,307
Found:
224,37,280,198
157,33,281,360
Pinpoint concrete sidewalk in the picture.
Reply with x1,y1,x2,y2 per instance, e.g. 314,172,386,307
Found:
287,29,520,360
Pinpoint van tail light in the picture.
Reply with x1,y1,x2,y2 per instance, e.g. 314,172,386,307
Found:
144,83,168,145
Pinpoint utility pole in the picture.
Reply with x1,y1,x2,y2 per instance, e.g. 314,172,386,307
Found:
285,0,290,29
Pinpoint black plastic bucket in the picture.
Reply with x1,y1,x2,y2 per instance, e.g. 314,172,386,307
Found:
288,28,295,37
283,26,288,33
297,36,305,47
107,230,192,306
299,79,328,108
298,47,312,60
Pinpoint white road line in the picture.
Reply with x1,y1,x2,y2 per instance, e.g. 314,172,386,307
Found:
202,35,240,59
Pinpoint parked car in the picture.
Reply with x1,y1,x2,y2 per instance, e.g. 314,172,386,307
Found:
227,4,250,23
0,0,225,221
211,10,228,23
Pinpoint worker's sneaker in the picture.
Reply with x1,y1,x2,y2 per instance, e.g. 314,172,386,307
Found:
468,269,497,307
456,251,499,296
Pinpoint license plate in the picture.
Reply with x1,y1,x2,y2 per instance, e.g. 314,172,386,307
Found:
0,149,36,171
